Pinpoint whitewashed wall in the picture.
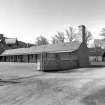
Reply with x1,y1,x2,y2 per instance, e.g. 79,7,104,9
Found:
89,56,102,62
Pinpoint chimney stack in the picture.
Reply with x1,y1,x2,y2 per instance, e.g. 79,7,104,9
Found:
78,25,86,43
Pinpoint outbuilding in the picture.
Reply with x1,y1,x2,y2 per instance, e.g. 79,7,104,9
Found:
0,25,89,71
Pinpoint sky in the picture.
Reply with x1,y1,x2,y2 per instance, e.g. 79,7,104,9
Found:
0,0,105,43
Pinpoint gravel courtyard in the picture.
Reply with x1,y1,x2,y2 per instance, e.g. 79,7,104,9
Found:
0,63,105,105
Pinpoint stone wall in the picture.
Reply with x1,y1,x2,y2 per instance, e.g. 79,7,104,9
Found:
40,52,79,71
78,42,89,67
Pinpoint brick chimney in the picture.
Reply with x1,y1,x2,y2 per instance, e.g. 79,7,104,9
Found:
78,25,86,43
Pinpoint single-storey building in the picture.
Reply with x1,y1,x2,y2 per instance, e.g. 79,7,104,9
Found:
0,25,89,71
89,47,105,62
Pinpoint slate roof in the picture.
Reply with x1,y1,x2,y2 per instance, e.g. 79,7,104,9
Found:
0,41,81,56
5,38,17,44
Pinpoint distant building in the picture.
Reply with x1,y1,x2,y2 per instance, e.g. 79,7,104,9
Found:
89,47,105,62
0,34,34,54
94,39,105,48
5,38,17,45
5,38,18,49
0,25,89,71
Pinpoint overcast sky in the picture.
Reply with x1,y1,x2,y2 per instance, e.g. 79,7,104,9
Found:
0,0,105,43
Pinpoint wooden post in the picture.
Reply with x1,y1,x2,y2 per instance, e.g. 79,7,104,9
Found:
28,55,29,63
37,52,47,71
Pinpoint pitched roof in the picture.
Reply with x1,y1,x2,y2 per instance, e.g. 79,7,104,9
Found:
5,38,17,44
0,41,81,56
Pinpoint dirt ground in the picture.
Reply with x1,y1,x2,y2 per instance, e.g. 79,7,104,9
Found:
0,63,105,105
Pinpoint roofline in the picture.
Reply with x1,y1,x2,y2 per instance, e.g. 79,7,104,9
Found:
0,41,81,56
0,49,78,56
0,52,40,56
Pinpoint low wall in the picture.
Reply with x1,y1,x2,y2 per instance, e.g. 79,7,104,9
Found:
40,59,79,71
90,61,105,66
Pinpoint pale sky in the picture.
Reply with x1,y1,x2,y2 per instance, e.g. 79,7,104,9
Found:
0,0,105,43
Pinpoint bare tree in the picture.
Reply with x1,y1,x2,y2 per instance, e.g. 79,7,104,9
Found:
77,28,92,44
85,31,92,44
52,37,58,44
65,26,75,42
52,32,65,44
52,26,92,45
94,28,105,48
100,28,105,38
94,39,101,48
35,35,49,46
